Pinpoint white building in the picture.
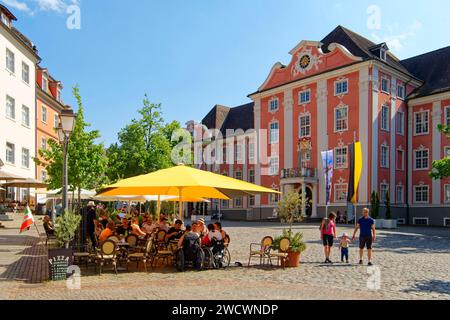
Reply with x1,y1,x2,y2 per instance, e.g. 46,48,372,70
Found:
0,4,40,201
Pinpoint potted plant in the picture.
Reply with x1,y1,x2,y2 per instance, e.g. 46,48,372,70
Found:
275,191,308,267
383,192,397,229
54,209,82,249
371,191,383,229
272,229,306,267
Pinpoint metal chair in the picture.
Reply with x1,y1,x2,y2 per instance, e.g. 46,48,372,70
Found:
108,235,120,243
248,236,273,266
95,240,118,275
268,237,290,269
127,237,154,272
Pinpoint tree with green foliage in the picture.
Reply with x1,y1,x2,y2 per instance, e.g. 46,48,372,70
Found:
430,124,450,180
385,192,391,220
370,191,380,219
36,85,108,208
106,95,181,182
55,209,82,248
277,191,307,233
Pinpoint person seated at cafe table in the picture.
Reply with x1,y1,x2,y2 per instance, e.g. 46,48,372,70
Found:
131,217,147,239
142,215,157,234
158,217,170,232
116,218,130,236
177,223,200,248
214,222,226,240
201,224,217,247
197,218,208,237
166,219,184,241
43,215,55,235
99,221,116,242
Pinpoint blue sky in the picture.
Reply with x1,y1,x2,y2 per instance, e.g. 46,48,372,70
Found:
2,0,450,146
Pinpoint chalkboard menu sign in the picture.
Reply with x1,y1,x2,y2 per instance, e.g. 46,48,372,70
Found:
48,248,73,281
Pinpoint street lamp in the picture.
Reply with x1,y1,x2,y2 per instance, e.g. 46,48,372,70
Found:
57,109,77,211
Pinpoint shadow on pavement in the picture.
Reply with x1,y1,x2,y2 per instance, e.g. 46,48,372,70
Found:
403,279,450,295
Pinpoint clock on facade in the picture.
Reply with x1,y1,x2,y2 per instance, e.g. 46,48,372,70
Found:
299,55,311,69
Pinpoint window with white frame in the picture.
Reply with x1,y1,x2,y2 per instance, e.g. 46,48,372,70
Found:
5,142,15,164
42,74,48,92
334,147,348,169
54,114,60,129
22,62,30,84
235,144,243,162
381,105,390,131
446,106,450,127
334,106,348,132
6,48,15,73
22,105,30,127
334,80,348,95
414,185,429,203
249,195,255,207
414,148,429,170
41,170,47,182
41,137,47,150
396,111,404,135
380,48,387,61
269,98,279,112
249,169,255,183
444,185,450,203
221,199,229,208
445,146,450,158
41,106,47,123
397,149,404,171
1,12,10,27
21,148,29,169
414,111,429,135
381,77,390,93
301,149,311,168
396,185,404,203
248,142,255,163
235,171,242,180
6,95,15,119
334,184,348,202
57,88,62,102
299,114,311,138
269,122,279,144
380,184,389,202
299,89,311,104
270,190,280,204
234,197,242,208
397,84,405,99
380,145,389,168
269,156,279,176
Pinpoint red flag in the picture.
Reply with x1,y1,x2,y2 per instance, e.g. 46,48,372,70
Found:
20,206,35,233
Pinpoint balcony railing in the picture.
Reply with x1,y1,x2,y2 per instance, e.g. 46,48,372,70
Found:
281,167,317,179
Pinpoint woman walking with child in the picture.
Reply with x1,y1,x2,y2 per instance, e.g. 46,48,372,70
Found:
320,212,337,263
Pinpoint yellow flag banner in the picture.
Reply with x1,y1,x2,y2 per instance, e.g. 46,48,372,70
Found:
347,142,363,204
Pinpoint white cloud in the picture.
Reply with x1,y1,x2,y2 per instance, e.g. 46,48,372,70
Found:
1,0,31,13
35,0,66,12
371,20,423,52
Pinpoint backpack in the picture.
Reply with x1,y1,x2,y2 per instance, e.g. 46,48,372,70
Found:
183,233,201,261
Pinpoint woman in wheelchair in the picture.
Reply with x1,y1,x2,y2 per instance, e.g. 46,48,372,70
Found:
175,224,204,271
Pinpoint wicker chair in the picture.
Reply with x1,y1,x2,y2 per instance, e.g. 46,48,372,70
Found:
95,240,118,275
152,233,173,268
268,237,290,269
127,237,154,272
248,236,273,266
108,235,120,243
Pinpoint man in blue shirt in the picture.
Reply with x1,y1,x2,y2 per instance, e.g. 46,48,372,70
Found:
352,208,376,266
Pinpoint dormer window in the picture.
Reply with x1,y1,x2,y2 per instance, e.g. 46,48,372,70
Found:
380,48,387,61
1,13,11,28
42,74,48,92
57,88,62,102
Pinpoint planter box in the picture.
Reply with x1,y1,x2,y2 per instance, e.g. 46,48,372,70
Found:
383,219,398,229
375,219,385,229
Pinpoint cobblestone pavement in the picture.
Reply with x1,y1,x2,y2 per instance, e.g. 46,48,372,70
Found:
0,214,449,300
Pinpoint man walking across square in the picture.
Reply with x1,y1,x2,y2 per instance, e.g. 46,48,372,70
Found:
352,208,376,266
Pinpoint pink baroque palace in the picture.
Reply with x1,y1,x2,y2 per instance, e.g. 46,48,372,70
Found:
186,26,450,227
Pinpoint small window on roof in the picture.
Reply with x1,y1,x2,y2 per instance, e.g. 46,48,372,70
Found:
380,48,387,61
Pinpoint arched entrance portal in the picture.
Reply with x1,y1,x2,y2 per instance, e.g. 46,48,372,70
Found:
299,186,313,217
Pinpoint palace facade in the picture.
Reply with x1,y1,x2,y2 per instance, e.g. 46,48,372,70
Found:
188,26,450,227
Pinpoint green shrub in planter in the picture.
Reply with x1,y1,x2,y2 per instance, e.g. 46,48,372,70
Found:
55,210,82,248
273,229,306,253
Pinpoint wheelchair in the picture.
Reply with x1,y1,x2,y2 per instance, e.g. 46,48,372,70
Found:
202,238,231,269
175,235,205,272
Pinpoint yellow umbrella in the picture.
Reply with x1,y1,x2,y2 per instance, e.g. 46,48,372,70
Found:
98,164,279,220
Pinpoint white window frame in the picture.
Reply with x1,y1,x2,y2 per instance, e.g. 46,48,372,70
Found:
444,185,450,204
381,77,390,94
269,190,280,205
414,110,429,136
396,148,404,171
21,148,30,169
235,144,243,162
269,121,279,144
41,106,47,123
334,105,348,132
5,142,15,165
396,111,404,135
22,61,30,84
234,197,243,208
397,84,405,100
397,218,406,225
380,183,389,202
249,195,255,207
334,147,348,169
413,185,429,204
42,73,48,92
57,88,62,102
41,137,47,151
380,48,387,61
445,106,450,127
380,144,389,168
22,105,30,127
299,113,311,138
334,79,348,96
6,48,15,74
413,217,429,226
5,95,15,120
396,185,404,204
41,170,47,182
54,114,60,129
445,146,450,158
269,156,279,176
248,142,255,163
299,89,311,104
414,148,429,171
269,97,279,113
234,171,242,181
381,105,390,131
334,183,348,203
249,169,255,183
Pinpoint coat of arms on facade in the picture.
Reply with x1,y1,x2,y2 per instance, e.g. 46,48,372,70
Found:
292,48,323,77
